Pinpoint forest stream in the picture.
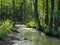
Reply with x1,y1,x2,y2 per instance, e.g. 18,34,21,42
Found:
0,24,60,45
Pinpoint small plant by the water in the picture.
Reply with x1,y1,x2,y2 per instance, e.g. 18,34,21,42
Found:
0,19,13,39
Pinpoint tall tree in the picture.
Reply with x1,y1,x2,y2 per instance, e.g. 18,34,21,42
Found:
19,0,24,23
54,0,60,30
12,0,16,26
48,0,54,34
42,0,44,26
45,0,48,25
50,0,54,28
57,0,60,26
0,0,3,20
34,0,43,31
23,0,25,23
19,0,25,23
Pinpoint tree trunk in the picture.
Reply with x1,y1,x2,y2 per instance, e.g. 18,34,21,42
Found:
45,0,48,25
12,0,16,26
49,0,54,34
19,1,24,23
50,0,54,28
34,0,43,31
57,0,60,26
0,0,3,20
54,0,60,30
19,0,25,24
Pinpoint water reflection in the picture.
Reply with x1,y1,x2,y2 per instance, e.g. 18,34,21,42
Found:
20,28,60,45
32,33,60,45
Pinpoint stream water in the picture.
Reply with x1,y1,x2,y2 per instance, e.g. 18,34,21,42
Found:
13,24,60,45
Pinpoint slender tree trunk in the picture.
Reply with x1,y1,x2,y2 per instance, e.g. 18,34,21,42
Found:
48,0,54,34
19,1,24,23
57,0,60,26
58,0,60,16
34,0,43,31
12,0,15,26
42,0,44,26
43,0,44,16
23,0,25,23
1,0,3,20
50,0,54,28
19,0,25,23
55,0,60,30
45,0,48,25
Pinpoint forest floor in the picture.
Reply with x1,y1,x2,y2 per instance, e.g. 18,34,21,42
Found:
0,24,37,45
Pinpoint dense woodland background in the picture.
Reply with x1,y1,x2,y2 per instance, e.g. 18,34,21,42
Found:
0,0,60,39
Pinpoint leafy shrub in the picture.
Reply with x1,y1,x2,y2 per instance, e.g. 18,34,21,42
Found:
26,20,38,28
0,19,13,39
5,19,13,29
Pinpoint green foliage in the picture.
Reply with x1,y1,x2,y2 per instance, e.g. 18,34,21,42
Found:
44,27,49,33
0,0,60,37
5,19,13,29
26,20,38,28
0,19,13,39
